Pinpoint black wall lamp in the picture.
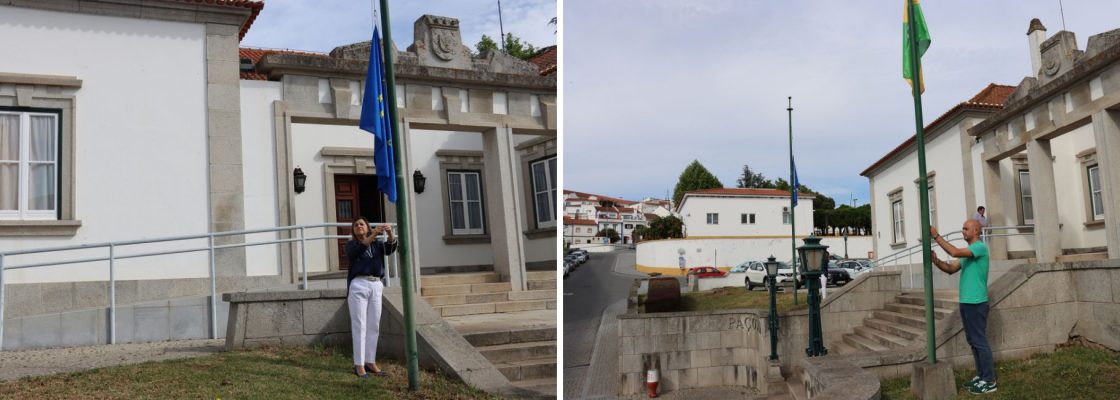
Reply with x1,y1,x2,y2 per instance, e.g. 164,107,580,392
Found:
413,170,426,194
293,167,307,194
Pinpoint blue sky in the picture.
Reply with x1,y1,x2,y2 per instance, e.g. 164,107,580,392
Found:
563,1,1120,207
242,0,556,54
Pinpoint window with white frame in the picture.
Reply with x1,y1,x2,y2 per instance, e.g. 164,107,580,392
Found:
447,171,484,235
1088,165,1103,220
782,207,790,225
741,213,755,224
1019,170,1033,224
891,199,905,244
530,156,557,228
0,111,59,220
706,213,719,224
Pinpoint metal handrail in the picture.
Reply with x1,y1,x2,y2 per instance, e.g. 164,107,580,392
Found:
871,230,965,288
981,225,1035,240
0,222,400,351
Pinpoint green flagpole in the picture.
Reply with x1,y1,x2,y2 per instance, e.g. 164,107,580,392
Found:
378,0,421,389
787,97,798,306
906,0,937,365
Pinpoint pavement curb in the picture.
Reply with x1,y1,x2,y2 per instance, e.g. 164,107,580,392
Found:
580,299,627,399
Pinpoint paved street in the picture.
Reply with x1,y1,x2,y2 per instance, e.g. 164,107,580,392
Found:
563,249,646,399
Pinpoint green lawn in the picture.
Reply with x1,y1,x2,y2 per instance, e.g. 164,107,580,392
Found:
0,345,504,400
679,287,810,313
881,344,1120,399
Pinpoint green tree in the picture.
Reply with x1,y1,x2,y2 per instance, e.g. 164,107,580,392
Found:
596,228,621,243
641,215,684,240
672,160,723,206
474,33,538,60
735,164,774,188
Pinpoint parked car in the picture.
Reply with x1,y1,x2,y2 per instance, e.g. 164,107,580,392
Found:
565,254,582,268
687,266,726,278
568,249,589,263
829,260,869,286
735,260,799,290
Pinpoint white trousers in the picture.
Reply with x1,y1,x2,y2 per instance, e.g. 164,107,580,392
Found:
348,278,383,366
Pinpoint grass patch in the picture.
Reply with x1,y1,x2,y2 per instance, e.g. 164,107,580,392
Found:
881,344,1120,399
679,287,810,313
0,344,504,400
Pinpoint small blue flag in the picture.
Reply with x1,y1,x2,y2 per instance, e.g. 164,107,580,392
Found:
359,27,398,203
791,159,800,207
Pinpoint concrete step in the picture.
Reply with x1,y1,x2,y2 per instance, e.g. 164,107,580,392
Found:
884,302,953,319
422,292,508,307
463,326,556,347
421,272,500,287
896,294,960,310
1056,252,1108,263
524,270,556,281
844,332,888,352
863,318,926,341
510,377,556,396
435,299,551,317
872,310,928,330
420,281,512,296
507,289,556,301
495,357,556,381
853,326,911,349
478,340,557,364
830,340,859,355
527,279,555,290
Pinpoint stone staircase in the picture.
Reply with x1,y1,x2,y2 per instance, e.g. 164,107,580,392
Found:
422,270,557,396
832,291,959,354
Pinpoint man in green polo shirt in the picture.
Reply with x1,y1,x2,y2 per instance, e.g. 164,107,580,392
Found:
930,219,996,395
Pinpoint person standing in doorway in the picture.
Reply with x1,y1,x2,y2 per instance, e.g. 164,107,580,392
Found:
972,206,990,227
930,220,997,394
346,217,397,378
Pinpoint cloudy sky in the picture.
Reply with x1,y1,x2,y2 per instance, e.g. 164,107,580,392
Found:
564,0,1120,207
242,0,556,55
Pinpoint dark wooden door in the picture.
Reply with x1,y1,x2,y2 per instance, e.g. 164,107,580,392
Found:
335,175,361,269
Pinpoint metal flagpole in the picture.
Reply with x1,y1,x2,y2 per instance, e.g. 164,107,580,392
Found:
787,97,798,306
906,0,937,364
378,0,421,389
498,0,506,52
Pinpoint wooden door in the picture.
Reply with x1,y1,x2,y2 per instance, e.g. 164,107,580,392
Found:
335,175,361,269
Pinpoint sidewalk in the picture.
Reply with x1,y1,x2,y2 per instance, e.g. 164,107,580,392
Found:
0,339,223,382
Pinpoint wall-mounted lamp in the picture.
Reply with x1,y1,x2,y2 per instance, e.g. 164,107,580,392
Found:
293,167,307,194
413,170,426,194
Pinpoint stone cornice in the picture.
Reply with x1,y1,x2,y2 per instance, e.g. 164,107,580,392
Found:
1,0,257,37
257,53,556,91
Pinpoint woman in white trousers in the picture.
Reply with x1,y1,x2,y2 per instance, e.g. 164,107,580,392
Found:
345,217,397,378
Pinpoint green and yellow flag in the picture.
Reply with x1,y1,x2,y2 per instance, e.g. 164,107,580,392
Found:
903,0,931,93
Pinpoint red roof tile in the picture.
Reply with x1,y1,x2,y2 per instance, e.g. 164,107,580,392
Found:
596,206,636,213
181,0,264,41
528,46,556,76
644,213,660,221
860,83,1014,177
563,217,597,226
238,47,329,80
563,189,638,205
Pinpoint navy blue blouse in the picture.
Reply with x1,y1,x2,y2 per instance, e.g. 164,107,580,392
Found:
345,238,398,287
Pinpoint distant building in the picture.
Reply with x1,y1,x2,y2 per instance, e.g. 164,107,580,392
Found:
563,217,597,246
676,188,813,238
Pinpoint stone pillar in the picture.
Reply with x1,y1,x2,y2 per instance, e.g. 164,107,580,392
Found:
1091,110,1120,258
981,160,1008,261
1026,139,1061,262
206,24,246,276
481,126,527,291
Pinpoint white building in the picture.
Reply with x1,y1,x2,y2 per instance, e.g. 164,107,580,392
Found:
563,217,597,246
638,197,673,218
863,18,1120,264
676,188,813,238
0,1,556,329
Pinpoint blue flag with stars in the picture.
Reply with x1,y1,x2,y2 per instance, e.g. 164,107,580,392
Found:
791,159,800,207
360,27,398,203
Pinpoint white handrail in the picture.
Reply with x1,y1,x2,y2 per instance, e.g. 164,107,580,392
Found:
0,222,399,351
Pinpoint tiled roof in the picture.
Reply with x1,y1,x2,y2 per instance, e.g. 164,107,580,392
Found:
563,189,638,205
238,47,329,80
684,188,813,198
860,83,1014,177
644,213,660,221
182,0,264,41
596,206,636,213
528,46,556,76
563,217,597,226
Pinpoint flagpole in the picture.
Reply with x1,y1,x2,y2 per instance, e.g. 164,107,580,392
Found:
378,0,421,389
906,0,937,365
787,96,798,306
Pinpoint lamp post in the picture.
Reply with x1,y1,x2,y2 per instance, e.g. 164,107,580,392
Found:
797,234,829,357
765,255,780,361
844,230,849,259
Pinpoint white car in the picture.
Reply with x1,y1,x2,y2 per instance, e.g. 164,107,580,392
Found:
734,260,800,290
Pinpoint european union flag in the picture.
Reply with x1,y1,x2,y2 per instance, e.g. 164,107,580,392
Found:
359,27,398,203
791,159,800,207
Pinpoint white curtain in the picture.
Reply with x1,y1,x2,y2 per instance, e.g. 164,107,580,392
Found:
0,114,18,211
29,115,56,211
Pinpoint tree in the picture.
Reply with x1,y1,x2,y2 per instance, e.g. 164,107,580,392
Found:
474,33,538,60
596,228,621,243
641,215,684,240
735,164,774,188
672,160,723,206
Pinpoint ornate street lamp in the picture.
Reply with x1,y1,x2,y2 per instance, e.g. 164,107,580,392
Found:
797,234,829,357
765,255,780,361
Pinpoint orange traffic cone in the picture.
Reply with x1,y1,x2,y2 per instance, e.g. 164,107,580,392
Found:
646,368,660,398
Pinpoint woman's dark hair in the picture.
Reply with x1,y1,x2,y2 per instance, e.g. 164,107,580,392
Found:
351,217,369,241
